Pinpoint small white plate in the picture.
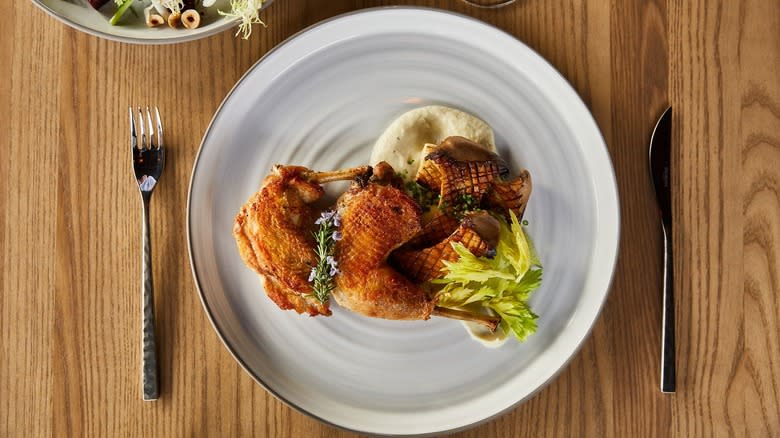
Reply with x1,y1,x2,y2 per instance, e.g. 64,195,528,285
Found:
188,7,619,435
32,0,272,44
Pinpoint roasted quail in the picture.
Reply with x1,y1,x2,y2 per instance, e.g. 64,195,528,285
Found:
233,164,370,316
233,162,499,329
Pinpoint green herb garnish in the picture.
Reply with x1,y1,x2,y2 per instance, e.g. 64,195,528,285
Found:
404,181,438,212
308,210,341,303
432,211,542,341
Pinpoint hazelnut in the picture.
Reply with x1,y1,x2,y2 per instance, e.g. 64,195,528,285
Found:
147,14,165,27
167,11,181,28
181,9,201,29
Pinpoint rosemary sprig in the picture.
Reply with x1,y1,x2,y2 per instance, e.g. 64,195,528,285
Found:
308,210,342,303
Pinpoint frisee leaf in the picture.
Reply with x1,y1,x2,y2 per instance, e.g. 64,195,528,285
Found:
219,0,266,40
161,0,183,14
432,210,543,341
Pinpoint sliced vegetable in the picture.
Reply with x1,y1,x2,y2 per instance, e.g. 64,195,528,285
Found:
432,211,542,341
109,0,135,25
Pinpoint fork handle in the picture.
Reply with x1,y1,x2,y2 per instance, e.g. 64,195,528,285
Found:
141,195,160,401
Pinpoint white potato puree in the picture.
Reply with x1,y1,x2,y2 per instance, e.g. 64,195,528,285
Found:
461,307,509,348
370,105,508,347
370,105,496,178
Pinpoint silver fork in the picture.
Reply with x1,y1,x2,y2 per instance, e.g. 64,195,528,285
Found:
130,107,164,401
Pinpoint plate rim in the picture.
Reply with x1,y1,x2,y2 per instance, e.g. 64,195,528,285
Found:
187,6,620,436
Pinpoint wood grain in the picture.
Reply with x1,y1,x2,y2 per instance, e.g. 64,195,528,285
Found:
670,0,780,436
1,0,778,436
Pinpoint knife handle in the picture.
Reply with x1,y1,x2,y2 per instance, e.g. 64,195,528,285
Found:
661,221,676,393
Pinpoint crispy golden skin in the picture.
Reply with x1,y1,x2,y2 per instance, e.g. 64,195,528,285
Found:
233,165,330,316
333,183,435,320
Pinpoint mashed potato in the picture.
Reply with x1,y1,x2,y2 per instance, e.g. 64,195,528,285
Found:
370,105,496,179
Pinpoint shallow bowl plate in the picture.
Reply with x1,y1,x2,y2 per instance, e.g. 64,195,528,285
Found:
188,7,620,435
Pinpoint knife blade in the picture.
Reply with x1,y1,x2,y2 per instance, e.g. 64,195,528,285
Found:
649,106,675,393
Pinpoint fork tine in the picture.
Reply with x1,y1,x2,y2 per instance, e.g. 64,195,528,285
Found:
129,107,138,150
138,107,147,150
154,107,163,149
146,107,155,149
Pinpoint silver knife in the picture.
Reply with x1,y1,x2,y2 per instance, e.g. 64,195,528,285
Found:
649,106,675,393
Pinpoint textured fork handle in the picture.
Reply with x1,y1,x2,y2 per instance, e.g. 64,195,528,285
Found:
141,195,160,401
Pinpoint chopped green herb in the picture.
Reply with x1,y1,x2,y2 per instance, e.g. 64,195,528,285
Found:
443,193,482,220
404,181,438,212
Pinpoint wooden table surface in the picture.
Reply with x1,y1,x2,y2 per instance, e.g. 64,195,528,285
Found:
2,0,778,436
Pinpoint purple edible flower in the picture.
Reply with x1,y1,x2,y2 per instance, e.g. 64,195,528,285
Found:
315,210,336,225
325,256,340,276
308,267,317,283
332,231,342,241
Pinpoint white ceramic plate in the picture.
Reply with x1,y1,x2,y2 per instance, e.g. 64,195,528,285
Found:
32,0,272,44
189,7,619,436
